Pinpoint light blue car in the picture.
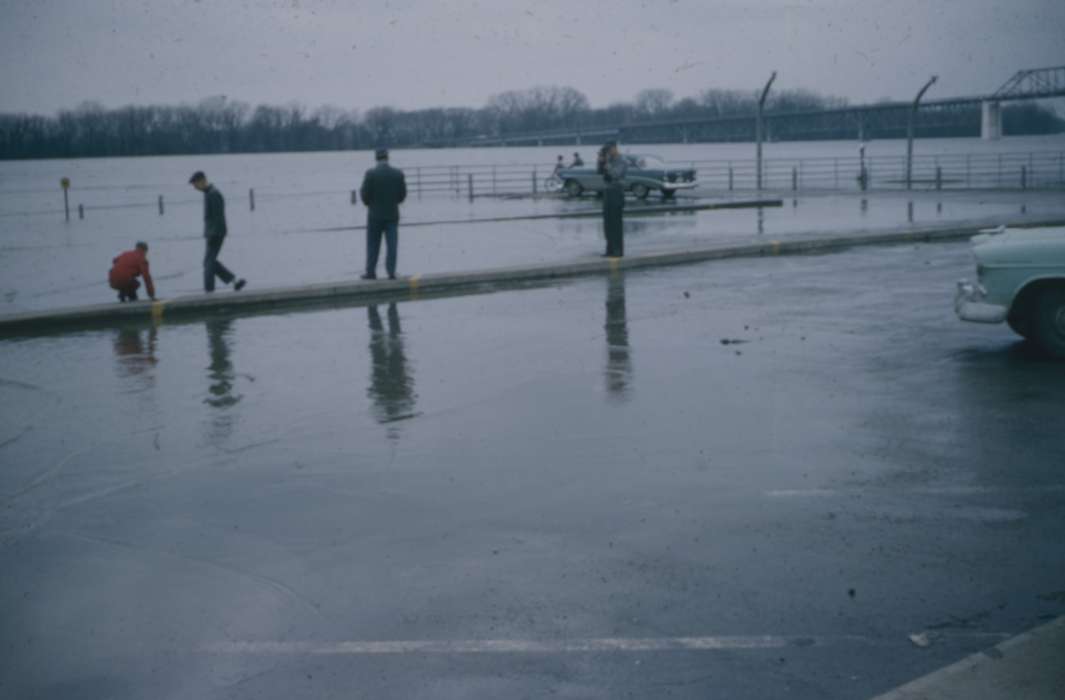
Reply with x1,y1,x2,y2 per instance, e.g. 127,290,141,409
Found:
955,225,1065,357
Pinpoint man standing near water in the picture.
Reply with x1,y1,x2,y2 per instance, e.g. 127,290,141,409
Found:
359,149,407,280
599,141,627,257
189,171,246,293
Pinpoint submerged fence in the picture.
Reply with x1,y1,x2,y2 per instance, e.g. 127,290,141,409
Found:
4,149,1064,221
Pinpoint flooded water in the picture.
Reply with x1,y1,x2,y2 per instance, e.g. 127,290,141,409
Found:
1,134,1064,314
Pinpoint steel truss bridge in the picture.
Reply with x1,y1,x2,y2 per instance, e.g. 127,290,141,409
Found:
427,66,1065,147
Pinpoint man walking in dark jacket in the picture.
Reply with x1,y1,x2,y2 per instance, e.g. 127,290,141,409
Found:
359,149,407,280
189,171,246,293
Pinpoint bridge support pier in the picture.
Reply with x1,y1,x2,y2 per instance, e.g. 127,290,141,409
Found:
981,100,1002,140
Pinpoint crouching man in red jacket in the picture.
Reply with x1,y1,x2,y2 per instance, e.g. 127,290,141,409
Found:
109,241,156,302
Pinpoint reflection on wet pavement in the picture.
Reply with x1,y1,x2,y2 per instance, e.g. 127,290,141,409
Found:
604,274,632,400
204,317,240,443
367,303,417,439
112,325,157,382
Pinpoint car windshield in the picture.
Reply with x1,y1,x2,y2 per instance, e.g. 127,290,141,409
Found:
624,154,666,169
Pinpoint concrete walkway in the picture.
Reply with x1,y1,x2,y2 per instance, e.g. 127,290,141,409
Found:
871,616,1065,700
2,211,1064,334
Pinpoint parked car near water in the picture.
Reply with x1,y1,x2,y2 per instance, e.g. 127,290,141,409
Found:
954,225,1065,357
555,154,697,200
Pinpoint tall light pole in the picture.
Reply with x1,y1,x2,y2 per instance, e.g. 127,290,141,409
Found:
906,75,937,190
756,71,777,191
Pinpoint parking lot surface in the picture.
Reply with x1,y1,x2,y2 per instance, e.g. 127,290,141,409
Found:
2,240,1064,699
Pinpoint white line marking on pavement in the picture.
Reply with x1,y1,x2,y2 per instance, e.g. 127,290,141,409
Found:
201,633,1008,656
204,637,793,655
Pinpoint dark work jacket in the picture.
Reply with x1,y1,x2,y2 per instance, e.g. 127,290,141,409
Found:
360,163,407,222
204,185,227,239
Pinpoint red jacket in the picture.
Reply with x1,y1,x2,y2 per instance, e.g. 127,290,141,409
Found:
109,249,155,298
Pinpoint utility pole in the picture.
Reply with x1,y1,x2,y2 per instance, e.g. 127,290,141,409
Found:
906,75,937,190
756,71,777,191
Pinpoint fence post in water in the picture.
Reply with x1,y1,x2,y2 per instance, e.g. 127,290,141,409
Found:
468,173,474,202
158,194,165,215
78,204,84,220
532,167,538,196
935,167,942,191
834,158,839,189
966,154,971,187
1021,165,1027,190
791,166,797,192
61,178,71,221
492,165,497,194
250,188,256,211
728,164,733,191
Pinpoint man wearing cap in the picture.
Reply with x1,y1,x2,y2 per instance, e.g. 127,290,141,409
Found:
359,148,407,280
189,171,246,293
109,241,155,302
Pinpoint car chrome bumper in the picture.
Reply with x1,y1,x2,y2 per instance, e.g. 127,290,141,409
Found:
954,279,1007,323
662,181,698,191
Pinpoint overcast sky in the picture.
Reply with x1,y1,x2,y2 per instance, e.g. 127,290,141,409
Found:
2,0,1063,116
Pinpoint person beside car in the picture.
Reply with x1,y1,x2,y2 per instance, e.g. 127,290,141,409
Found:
599,141,627,257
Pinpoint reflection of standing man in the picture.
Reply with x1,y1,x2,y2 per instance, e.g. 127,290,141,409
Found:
203,317,241,444
598,141,627,257
604,274,632,399
189,171,246,293
367,303,417,437
359,149,407,280
205,318,240,409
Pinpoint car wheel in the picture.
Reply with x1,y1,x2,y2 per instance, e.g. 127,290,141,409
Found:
564,179,583,198
1007,312,1032,339
1033,287,1065,359
632,183,650,200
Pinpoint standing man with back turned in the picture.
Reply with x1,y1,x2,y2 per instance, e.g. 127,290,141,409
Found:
599,141,627,257
189,171,246,293
359,148,407,280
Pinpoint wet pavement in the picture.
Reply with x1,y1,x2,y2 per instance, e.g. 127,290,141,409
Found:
2,241,1065,699
3,185,1065,314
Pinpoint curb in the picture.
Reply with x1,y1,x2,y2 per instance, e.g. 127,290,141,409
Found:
2,215,1064,335
870,616,1065,700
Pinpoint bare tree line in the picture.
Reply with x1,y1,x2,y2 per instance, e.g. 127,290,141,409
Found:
0,86,1060,160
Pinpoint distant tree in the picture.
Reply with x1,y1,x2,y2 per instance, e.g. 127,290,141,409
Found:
633,88,674,120
486,85,590,133
364,106,399,146
1,84,1060,160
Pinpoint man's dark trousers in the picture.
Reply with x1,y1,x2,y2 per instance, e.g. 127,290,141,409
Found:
204,236,235,292
603,185,625,257
365,218,398,279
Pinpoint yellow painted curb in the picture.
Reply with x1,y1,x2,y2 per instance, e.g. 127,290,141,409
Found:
150,300,166,324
